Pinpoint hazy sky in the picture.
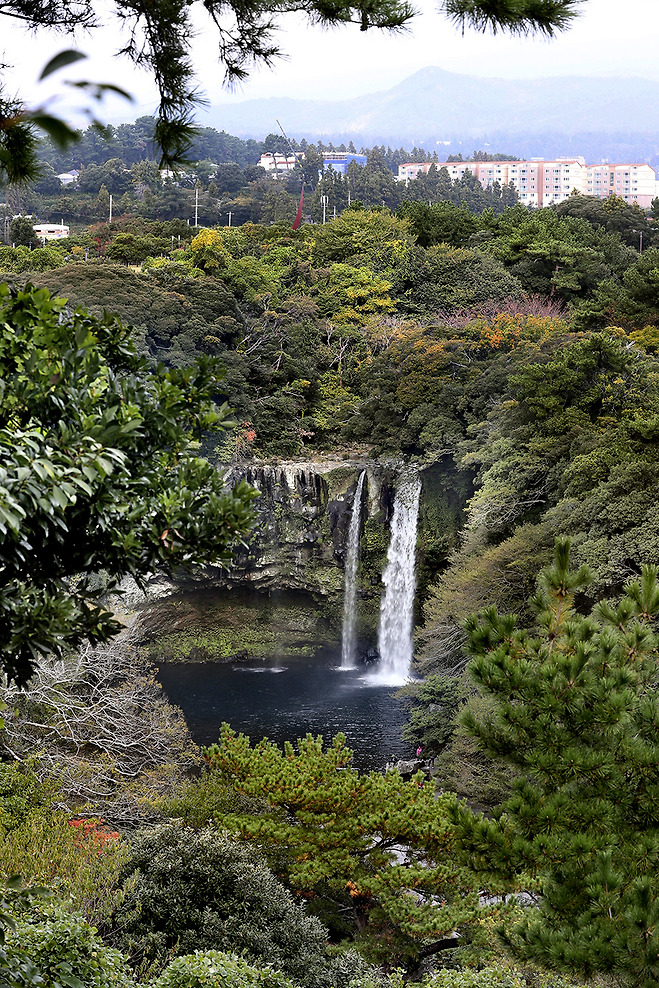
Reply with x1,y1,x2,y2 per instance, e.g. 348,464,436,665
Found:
3,0,658,123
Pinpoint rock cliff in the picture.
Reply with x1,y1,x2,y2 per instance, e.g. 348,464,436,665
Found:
135,457,469,664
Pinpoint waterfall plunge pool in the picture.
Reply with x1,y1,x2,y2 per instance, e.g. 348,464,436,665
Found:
144,462,424,773
156,648,413,772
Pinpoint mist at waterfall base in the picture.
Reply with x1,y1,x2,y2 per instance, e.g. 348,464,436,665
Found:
157,650,411,771
154,469,422,770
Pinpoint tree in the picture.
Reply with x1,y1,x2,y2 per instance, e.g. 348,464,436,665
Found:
396,674,471,759
203,727,493,970
104,231,171,264
114,823,365,987
7,217,38,249
553,193,652,250
307,207,414,271
0,283,258,684
454,538,659,988
0,1,581,178
0,633,195,823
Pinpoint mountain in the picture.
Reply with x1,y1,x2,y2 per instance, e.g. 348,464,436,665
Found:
201,67,659,162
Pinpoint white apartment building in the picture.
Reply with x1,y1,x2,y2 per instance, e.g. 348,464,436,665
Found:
258,152,304,176
397,158,659,208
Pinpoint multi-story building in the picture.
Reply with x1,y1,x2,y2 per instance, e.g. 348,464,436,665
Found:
585,163,657,206
322,152,367,175
397,158,659,208
258,152,304,175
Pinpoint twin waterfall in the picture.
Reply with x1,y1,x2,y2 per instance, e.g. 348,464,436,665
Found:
340,469,422,683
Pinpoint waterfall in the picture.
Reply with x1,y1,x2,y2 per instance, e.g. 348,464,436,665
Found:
340,470,366,670
373,470,422,685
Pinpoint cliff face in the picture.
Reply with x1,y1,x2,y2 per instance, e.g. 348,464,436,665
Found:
135,457,470,664
219,460,398,599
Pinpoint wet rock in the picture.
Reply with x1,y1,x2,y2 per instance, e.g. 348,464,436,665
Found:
362,647,380,665
386,758,433,780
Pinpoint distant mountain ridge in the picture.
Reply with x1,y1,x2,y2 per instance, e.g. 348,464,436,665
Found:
202,67,659,164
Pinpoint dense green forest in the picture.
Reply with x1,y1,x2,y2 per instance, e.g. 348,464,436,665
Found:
2,125,659,988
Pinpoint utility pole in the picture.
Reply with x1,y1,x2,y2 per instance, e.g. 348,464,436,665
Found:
228,211,232,227
321,194,328,225
109,194,113,224
194,186,199,228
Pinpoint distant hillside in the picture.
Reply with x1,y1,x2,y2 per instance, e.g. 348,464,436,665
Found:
202,67,659,164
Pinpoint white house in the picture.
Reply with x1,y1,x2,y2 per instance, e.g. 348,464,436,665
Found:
33,223,70,241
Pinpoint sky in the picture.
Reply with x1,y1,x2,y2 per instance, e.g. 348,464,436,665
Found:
2,0,658,124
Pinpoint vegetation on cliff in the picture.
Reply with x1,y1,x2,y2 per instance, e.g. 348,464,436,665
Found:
1,163,659,988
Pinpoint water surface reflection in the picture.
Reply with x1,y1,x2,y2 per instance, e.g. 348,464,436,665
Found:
157,648,413,771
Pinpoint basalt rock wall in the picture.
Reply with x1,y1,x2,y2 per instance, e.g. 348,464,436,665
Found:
175,457,469,608
174,459,398,605
135,457,470,664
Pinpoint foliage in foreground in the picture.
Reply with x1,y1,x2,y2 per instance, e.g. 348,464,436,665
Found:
0,282,258,684
1,889,133,988
455,539,659,987
113,824,372,987
0,880,590,988
150,950,296,988
203,728,501,969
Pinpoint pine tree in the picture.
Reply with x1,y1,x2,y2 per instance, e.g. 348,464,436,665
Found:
203,728,499,969
454,538,659,987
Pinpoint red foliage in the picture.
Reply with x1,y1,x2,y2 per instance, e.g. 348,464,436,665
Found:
68,818,120,856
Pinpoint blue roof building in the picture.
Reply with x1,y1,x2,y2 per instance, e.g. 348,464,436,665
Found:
322,153,367,175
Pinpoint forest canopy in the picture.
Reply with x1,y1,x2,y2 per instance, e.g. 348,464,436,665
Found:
1,120,659,988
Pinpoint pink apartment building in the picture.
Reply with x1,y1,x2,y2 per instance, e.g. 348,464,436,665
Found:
397,158,659,208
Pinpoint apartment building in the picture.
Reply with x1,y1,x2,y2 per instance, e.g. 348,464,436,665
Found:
585,163,657,205
397,158,659,208
322,152,367,175
258,152,304,175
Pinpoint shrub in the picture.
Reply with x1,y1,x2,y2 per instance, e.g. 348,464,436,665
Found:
115,824,336,986
151,950,295,988
424,968,578,988
4,899,133,988
0,810,127,929
0,762,56,835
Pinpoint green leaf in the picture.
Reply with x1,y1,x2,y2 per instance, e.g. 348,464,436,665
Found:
51,487,69,510
71,477,93,496
27,114,79,149
67,80,134,102
39,49,87,80
57,975,85,988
